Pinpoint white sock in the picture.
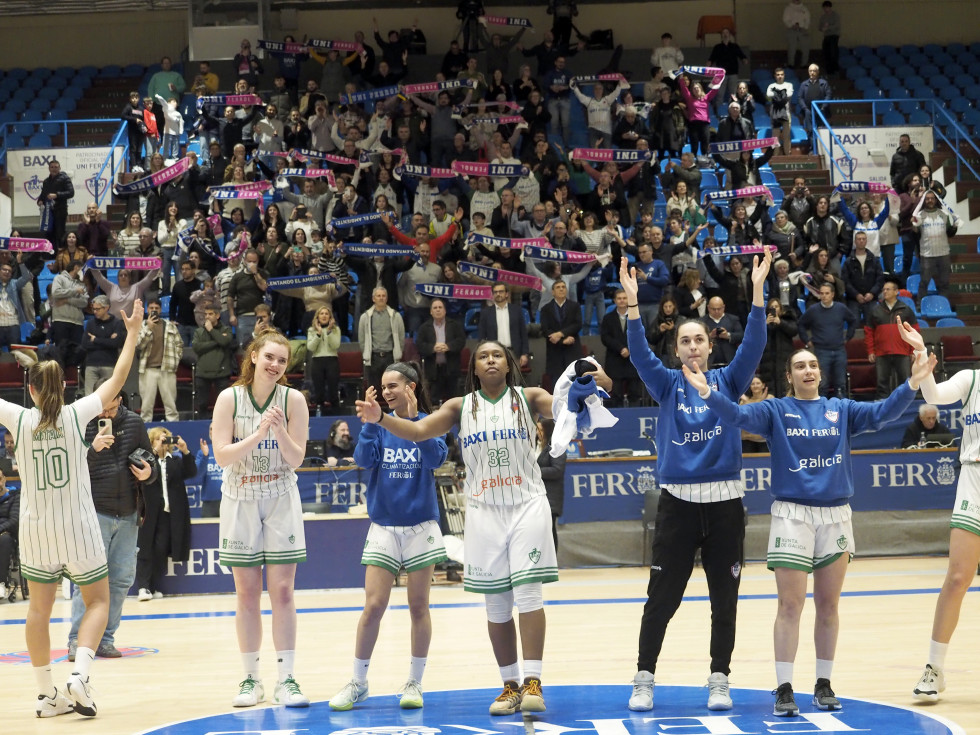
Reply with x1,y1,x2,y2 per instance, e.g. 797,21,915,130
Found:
73,647,95,678
815,659,834,681
34,665,55,698
353,657,370,684
929,640,949,670
524,659,543,681
409,656,426,683
775,661,794,687
241,651,260,678
276,650,295,682
499,663,521,683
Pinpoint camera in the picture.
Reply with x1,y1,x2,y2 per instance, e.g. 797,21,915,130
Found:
163,436,179,445
128,447,155,469
767,307,778,317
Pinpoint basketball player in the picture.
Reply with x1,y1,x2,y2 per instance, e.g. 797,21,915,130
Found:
329,362,448,711
11,300,144,718
895,322,980,702
211,329,311,708
618,249,771,712
357,342,612,715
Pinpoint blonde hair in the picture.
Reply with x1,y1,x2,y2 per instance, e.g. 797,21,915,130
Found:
28,361,65,435
148,426,171,444
234,328,291,387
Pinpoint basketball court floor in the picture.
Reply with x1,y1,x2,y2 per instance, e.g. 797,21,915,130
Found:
1,557,977,734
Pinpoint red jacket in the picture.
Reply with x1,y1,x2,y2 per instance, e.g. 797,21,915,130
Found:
143,109,159,138
864,299,918,357
388,221,459,262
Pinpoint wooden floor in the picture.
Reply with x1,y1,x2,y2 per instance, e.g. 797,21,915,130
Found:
0,556,978,734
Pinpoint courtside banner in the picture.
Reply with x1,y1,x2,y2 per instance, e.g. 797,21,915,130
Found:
468,233,548,250
570,148,653,163
266,273,337,290
416,283,493,300
451,161,529,178
697,245,776,259
0,236,53,253
86,256,162,270
457,261,543,290
343,243,418,260
709,137,780,155
480,14,533,28
113,156,192,195
340,86,400,105
704,184,772,203
524,244,597,264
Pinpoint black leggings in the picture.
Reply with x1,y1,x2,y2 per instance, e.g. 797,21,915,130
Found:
309,355,340,409
687,120,711,157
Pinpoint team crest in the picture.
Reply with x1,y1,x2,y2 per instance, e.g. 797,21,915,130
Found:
512,398,520,412
23,174,43,199
837,534,848,550
288,534,295,545
774,537,781,548
936,457,957,485
730,562,741,579
85,174,108,198
427,535,434,544
636,466,658,494
490,415,498,422
528,548,541,564
962,500,969,511
824,410,839,423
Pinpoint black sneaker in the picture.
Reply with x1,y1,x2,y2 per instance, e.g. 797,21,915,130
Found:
813,678,841,710
95,643,122,658
773,682,799,717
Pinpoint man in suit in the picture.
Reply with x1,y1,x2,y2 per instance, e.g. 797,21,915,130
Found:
701,296,744,368
539,279,582,390
478,283,530,369
416,299,467,405
600,289,644,406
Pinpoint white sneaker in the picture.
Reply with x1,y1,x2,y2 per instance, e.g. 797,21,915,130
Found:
137,588,152,601
0,582,7,600
152,591,164,599
329,679,369,710
232,675,265,707
913,664,946,702
399,678,424,709
36,688,74,718
66,673,97,717
61,579,72,600
274,677,310,707
707,672,733,710
628,670,655,711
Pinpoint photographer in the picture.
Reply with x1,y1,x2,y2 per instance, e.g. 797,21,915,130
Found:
136,428,198,601
67,388,155,661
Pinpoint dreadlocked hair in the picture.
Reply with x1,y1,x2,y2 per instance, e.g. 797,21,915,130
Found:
233,327,291,387
29,361,65,436
464,340,533,445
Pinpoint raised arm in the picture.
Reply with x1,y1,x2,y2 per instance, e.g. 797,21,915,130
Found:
357,388,461,442
94,300,144,409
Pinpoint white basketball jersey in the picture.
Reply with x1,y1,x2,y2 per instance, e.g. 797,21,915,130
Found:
222,384,297,500
958,372,980,464
0,394,104,565
459,387,544,506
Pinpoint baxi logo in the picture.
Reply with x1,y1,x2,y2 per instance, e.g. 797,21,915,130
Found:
23,174,43,199
84,174,107,198
133,684,965,735
836,154,858,178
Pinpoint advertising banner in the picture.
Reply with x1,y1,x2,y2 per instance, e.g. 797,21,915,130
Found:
816,125,934,186
7,146,125,217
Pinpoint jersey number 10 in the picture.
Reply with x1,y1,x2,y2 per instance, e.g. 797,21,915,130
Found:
31,448,69,490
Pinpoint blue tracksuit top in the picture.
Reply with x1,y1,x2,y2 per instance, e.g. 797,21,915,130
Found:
196,448,224,503
627,303,766,485
703,380,915,506
353,412,449,526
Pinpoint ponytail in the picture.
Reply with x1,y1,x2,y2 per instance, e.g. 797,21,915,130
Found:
29,361,65,435
387,361,432,414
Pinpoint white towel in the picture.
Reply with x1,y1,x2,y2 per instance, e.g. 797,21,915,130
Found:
550,356,618,457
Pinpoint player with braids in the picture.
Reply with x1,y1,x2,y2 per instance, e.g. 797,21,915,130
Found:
357,341,612,716
329,361,448,711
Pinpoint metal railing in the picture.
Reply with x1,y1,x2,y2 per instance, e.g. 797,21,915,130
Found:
91,122,129,209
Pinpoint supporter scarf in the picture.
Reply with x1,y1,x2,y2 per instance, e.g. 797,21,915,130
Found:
463,114,525,128
207,181,271,194
703,185,772,203
698,244,776,259
0,236,53,253
451,161,529,178
393,164,455,180
709,137,780,155
85,256,162,270
38,201,53,235
832,181,897,197
479,14,533,28
257,40,309,55
209,189,266,212
416,283,493,300
340,86,401,105
670,65,726,79
571,74,627,84
468,233,548,250
570,148,653,163
457,262,543,290
175,229,231,262
464,100,523,112
343,243,419,261
207,214,223,235
524,244,597,264
266,273,337,291
290,149,359,169
196,94,263,110
328,212,386,229
113,157,192,195
402,79,476,95
277,168,337,189
308,39,364,54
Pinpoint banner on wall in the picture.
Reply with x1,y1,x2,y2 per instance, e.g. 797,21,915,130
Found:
7,146,125,218
816,125,933,186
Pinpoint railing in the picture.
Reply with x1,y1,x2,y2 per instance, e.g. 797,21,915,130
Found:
91,122,129,209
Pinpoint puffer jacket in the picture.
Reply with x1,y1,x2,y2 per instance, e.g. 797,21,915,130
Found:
85,405,157,518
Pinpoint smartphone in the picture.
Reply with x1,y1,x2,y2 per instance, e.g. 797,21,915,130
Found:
98,418,112,434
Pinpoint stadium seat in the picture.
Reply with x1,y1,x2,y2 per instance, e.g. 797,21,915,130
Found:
99,65,123,77
950,98,972,115
53,66,75,78
882,110,905,126
3,134,24,148
946,63,966,78
936,317,965,328
954,73,975,89
963,85,980,103
6,68,28,81
893,64,915,80
11,88,34,103
908,110,931,125
920,295,956,320
28,133,51,148
0,110,16,125
37,87,60,101
922,43,944,58
61,86,85,102
900,44,920,57
898,295,919,315
920,64,941,78
852,45,874,59
947,42,967,56
845,66,867,81
10,122,34,137
19,110,42,122
3,99,27,114
911,85,934,100
21,77,44,92
854,77,878,94
869,64,890,81
123,64,144,77
36,121,60,137
52,98,76,114
896,100,920,115
44,76,67,92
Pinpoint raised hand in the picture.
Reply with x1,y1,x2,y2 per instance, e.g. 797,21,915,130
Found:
910,353,938,389
750,246,773,287
123,299,144,334
681,361,710,395
619,257,639,303
356,385,382,424
896,316,926,354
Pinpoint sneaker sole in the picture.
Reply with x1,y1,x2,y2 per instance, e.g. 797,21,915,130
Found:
707,698,733,711
400,698,423,709
913,690,940,702
489,703,521,716
279,699,310,708
66,684,96,717
812,697,842,711
521,697,546,713
773,707,799,717
628,700,653,711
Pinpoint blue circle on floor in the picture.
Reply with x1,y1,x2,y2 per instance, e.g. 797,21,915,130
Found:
134,684,964,735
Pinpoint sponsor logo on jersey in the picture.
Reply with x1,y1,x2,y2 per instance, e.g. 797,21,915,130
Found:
784,412,802,418
774,536,805,551
427,535,435,544
288,534,295,545
383,447,420,463
477,473,524,493
467,564,492,578
789,453,843,472
238,473,281,486
837,534,848,550
825,410,839,423
671,425,722,445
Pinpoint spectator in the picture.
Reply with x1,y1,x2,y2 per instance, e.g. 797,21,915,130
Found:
456,0,485,54
540,280,582,390
912,190,961,302
137,297,182,421
645,295,680,369
660,152,703,198
0,469,16,601
478,283,530,369
767,68,795,155
802,195,846,261
731,81,756,127
632,242,671,325
78,202,112,257
708,29,747,116
147,56,186,135
90,266,159,319
191,306,234,416
514,64,542,104
81,295,124,397
519,29,580,78
442,39,468,78
115,212,144,256
121,92,147,169
572,77,628,148
703,254,751,325
643,65,668,103
784,176,815,232
485,30,526,78
227,248,269,342
233,39,264,89
801,246,844,304
325,419,357,466
0,256,33,351
768,258,805,317
714,145,774,190
901,405,950,449
612,106,649,150
36,160,74,247
600,289,644,406
677,71,724,159
796,65,831,144
547,0,578,48
766,209,801,262
783,0,811,69
358,286,406,406
715,101,755,145
306,306,342,415
67,388,154,659
171,261,203,345
758,297,798,397
416,298,466,405
739,376,773,453
701,297,744,369
676,267,708,318
650,33,684,86
864,277,917,398
543,56,574,146
890,134,927,192
818,1,842,77
841,231,884,325
797,282,857,398
50,259,89,369
648,87,686,159
839,196,890,263
373,18,415,76
136,428,196,601
898,173,924,286
196,432,222,518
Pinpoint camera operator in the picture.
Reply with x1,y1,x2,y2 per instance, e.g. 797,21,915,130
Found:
67,387,156,661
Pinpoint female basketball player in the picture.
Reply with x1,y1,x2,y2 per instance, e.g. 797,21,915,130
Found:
357,342,611,716
683,345,935,715
618,248,771,713
329,362,448,712
211,329,310,709
12,300,144,718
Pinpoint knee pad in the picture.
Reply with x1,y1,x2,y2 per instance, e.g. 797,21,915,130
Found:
484,590,514,624
512,583,543,614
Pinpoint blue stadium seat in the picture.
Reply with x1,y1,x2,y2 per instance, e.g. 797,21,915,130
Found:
969,62,980,78
760,170,778,186
947,42,967,56
949,98,972,115
963,85,980,103
44,77,67,92
53,66,75,78
896,100,920,115
123,64,144,77
10,121,34,136
6,68,28,81
28,99,51,114
893,64,915,79
52,98,76,114
936,317,965,328
907,52,930,68
899,44,920,57
960,108,980,127
21,77,44,92
854,77,877,94
954,73,975,89
852,45,874,59
37,122,60,136
868,64,890,81
28,133,51,148
463,307,480,337
18,110,42,122
920,295,956,320
99,65,123,78
877,44,898,58
920,64,941,78
3,99,27,114
37,87,60,101
880,76,902,90
906,75,927,90
3,134,24,148
882,110,905,126
881,54,904,71
946,63,966,78
11,88,34,102
0,110,15,124
922,43,944,58
845,66,867,81
908,110,931,125
938,85,960,103
933,53,955,67
61,86,84,102
77,65,98,78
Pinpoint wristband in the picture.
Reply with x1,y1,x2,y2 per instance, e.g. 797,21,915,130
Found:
698,388,712,399
375,412,385,426
627,302,639,308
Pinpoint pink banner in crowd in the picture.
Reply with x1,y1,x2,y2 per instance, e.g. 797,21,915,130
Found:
709,137,780,155
570,148,653,163
571,74,628,84
0,236,53,253
480,15,534,28
457,261,543,290
833,181,898,196
703,184,773,203
699,244,777,259
86,256,163,270
401,79,475,95
308,39,364,54
467,233,549,250
208,181,272,194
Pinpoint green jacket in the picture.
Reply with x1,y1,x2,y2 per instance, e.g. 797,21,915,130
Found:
191,323,234,379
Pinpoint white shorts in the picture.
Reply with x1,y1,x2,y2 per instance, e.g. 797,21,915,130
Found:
361,520,448,574
767,500,854,573
463,495,558,594
20,554,108,586
950,464,980,536
219,492,306,566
